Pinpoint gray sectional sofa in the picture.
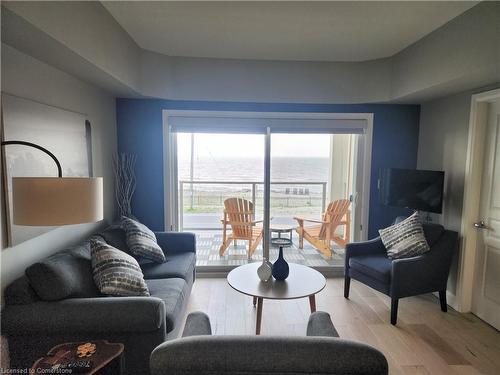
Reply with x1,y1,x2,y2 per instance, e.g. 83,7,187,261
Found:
1,225,196,374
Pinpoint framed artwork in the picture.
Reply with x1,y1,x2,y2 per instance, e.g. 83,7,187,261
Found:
1,94,92,246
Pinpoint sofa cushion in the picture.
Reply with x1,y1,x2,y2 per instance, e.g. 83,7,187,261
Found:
122,216,166,263
349,254,392,284
97,225,130,254
141,253,195,281
4,276,39,305
379,212,430,259
146,278,189,333
25,241,100,301
91,239,150,297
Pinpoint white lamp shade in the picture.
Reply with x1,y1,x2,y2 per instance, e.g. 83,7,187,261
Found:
12,177,104,226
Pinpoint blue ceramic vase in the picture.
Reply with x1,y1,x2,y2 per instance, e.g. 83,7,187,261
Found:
272,246,289,280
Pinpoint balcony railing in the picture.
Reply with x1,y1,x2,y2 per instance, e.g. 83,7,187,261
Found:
179,180,327,230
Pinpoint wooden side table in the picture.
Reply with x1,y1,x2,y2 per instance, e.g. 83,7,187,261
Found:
31,340,124,375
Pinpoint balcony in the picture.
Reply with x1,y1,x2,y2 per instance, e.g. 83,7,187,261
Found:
180,179,327,229
179,180,345,271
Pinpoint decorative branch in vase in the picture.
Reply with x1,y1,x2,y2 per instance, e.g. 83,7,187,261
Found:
112,153,137,218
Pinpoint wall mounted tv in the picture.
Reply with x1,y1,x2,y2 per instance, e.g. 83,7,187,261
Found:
379,168,444,214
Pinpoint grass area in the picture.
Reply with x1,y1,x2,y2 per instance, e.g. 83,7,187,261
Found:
182,196,323,215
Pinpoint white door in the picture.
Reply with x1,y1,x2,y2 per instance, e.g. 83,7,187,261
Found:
472,97,500,330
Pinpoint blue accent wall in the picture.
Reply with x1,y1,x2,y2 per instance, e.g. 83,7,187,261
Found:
117,99,419,239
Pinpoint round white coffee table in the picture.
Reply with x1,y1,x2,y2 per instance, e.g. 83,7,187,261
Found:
227,262,326,335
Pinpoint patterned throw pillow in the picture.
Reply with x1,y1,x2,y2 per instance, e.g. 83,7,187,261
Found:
90,238,150,296
121,216,166,263
379,212,430,259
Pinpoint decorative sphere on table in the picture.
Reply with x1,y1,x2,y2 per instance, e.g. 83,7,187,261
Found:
272,246,289,280
257,259,272,282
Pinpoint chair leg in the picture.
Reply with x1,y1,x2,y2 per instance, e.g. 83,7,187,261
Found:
391,298,399,325
219,237,233,256
439,290,448,312
344,276,351,299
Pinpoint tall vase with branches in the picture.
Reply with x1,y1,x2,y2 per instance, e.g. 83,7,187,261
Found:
113,153,137,218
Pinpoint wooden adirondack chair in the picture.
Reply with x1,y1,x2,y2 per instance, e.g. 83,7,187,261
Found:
294,199,351,257
219,197,263,259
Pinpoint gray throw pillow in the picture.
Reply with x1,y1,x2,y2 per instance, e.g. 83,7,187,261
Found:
379,212,430,259
97,224,130,254
90,238,150,296
121,216,166,263
25,241,100,301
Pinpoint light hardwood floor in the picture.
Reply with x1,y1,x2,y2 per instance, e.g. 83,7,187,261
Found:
186,277,500,375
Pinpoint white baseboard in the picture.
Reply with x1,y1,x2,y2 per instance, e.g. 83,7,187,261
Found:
446,290,459,311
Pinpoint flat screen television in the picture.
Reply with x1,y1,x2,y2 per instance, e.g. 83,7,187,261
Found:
379,168,444,213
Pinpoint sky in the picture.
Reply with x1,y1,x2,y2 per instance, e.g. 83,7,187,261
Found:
177,133,331,159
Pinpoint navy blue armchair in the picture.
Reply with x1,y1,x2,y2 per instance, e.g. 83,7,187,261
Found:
344,224,458,325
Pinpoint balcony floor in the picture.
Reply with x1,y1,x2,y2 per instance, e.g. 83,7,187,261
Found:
194,230,345,268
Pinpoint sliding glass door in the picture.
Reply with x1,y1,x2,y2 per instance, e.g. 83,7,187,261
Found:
176,132,264,231
164,111,372,271
267,133,358,268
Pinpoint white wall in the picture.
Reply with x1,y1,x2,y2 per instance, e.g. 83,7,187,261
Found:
0,43,117,296
3,2,499,104
418,93,471,232
392,1,499,102
140,51,392,104
417,84,499,298
2,1,141,91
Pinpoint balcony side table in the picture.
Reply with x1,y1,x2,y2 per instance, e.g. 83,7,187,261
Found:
270,224,294,247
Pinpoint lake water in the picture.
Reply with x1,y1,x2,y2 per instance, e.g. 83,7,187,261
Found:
178,157,330,217
178,156,330,183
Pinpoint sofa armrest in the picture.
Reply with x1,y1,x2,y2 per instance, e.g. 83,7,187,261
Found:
1,296,166,336
306,312,339,337
182,311,212,337
155,231,196,255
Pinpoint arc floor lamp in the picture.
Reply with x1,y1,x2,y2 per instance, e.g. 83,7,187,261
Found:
1,140,103,226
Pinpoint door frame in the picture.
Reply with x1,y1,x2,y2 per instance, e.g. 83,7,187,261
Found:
162,110,373,242
458,88,500,313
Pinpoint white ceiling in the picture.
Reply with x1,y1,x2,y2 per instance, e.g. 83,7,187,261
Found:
102,1,477,62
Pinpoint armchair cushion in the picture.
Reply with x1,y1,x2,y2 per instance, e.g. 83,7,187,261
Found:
349,254,392,284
